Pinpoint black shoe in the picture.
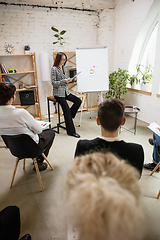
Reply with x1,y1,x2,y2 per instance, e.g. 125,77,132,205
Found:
68,132,80,138
148,138,154,146
33,162,48,171
143,162,159,172
19,234,31,240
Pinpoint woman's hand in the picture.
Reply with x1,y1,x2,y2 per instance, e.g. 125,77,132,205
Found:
65,78,73,83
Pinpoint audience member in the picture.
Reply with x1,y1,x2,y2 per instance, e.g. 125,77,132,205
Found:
0,82,55,171
65,152,145,240
144,133,160,171
75,98,144,178
0,206,31,240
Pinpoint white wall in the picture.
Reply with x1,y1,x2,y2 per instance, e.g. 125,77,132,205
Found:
1,1,160,123
106,0,160,124
98,9,115,73
114,0,154,70
0,4,99,116
124,21,160,124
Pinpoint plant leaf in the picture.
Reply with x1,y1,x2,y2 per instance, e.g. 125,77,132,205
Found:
60,30,66,35
51,27,59,32
54,34,59,37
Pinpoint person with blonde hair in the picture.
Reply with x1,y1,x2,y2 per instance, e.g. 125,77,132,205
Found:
65,152,145,240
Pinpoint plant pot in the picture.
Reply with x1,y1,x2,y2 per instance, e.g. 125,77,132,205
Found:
130,82,141,90
140,83,151,92
24,50,30,54
58,44,64,52
130,82,137,89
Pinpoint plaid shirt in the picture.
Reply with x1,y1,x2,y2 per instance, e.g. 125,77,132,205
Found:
51,65,70,97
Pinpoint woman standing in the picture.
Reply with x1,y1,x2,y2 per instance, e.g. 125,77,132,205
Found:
51,52,81,138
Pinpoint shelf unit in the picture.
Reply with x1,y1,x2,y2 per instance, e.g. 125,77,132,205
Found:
53,51,88,112
0,53,41,119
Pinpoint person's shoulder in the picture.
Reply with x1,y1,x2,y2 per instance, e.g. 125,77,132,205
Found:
77,138,97,145
51,66,58,71
52,66,56,69
16,108,33,118
122,141,144,151
13,107,25,114
75,138,99,157
123,141,143,147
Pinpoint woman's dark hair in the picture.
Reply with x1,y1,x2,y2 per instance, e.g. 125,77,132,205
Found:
53,52,67,66
0,82,16,105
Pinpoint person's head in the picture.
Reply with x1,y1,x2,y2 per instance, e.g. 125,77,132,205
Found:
97,98,125,132
65,152,144,240
0,82,16,105
53,52,67,67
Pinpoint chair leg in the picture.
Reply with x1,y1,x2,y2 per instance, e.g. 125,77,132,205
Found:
42,153,54,170
33,158,44,191
10,158,20,189
23,158,25,169
150,162,160,176
157,190,160,199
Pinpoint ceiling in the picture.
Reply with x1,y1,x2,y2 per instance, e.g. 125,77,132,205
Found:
0,0,117,11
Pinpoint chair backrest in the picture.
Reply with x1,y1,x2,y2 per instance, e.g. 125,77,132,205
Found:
1,134,43,159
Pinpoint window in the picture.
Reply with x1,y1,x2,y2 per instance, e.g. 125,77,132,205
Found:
140,21,158,68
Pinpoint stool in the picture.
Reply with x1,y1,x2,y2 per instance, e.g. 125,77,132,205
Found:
120,106,140,135
47,96,66,134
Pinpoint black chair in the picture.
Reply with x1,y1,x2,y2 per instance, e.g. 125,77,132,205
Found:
1,134,54,191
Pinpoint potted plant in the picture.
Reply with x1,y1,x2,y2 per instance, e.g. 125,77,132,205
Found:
24,45,30,54
129,64,153,91
128,64,141,87
141,64,153,84
51,26,66,51
106,68,130,100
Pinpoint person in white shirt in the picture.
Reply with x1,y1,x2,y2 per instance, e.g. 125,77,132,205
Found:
0,82,55,171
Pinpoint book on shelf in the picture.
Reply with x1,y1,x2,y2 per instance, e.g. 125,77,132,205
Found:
1,63,9,73
2,76,10,82
26,85,37,89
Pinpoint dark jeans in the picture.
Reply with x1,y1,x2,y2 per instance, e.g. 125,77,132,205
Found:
152,133,160,164
37,128,55,162
0,206,20,240
55,93,82,135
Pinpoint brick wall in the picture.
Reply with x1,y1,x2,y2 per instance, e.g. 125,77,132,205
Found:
123,22,160,124
112,0,160,124
98,9,115,73
1,1,160,124
0,4,100,115
114,0,154,70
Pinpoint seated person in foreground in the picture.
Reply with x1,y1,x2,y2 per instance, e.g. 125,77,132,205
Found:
65,152,145,240
0,205,31,240
144,133,160,171
0,82,55,171
75,98,144,178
